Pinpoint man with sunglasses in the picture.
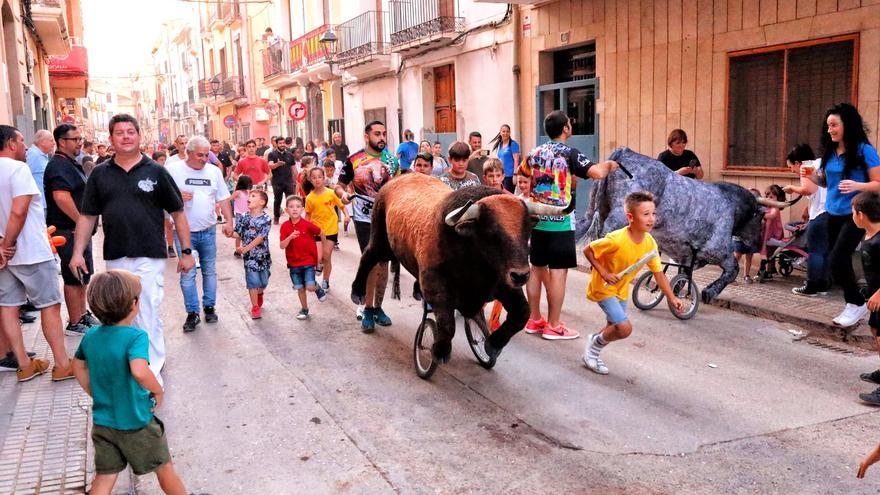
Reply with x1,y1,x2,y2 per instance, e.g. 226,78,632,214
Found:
44,124,100,335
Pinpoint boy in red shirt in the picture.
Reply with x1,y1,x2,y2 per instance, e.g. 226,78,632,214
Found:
279,196,327,320
234,139,271,190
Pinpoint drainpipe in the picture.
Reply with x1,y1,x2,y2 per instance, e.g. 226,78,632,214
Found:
511,4,522,146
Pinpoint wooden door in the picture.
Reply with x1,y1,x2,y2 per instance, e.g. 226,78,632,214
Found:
433,64,455,133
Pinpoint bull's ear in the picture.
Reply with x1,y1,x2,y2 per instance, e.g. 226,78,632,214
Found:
454,220,478,237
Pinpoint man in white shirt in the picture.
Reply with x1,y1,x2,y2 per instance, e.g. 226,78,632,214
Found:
165,134,188,167
0,125,72,382
166,135,233,332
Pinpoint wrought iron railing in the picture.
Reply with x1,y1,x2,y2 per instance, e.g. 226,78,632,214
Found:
335,11,391,65
301,24,333,65
388,0,463,47
262,40,289,80
221,74,245,99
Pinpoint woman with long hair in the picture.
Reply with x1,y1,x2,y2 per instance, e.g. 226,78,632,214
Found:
802,103,880,326
488,124,520,192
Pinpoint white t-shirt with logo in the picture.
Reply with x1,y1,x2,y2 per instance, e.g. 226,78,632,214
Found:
165,161,231,232
0,157,54,265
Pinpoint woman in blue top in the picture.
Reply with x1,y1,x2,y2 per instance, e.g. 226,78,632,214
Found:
490,124,521,193
806,103,880,327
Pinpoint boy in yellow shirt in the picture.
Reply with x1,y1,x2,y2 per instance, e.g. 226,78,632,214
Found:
305,167,350,291
583,191,682,375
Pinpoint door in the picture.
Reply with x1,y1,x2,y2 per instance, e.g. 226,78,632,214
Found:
433,64,455,133
535,78,599,231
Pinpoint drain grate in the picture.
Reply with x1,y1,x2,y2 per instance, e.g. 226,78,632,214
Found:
804,337,862,355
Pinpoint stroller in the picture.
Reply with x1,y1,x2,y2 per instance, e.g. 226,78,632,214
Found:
758,222,809,281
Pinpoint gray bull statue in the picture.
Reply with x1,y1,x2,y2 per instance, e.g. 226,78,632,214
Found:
580,147,799,303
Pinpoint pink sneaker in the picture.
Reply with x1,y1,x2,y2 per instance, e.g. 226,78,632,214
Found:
525,318,546,334
542,322,580,340
251,305,262,319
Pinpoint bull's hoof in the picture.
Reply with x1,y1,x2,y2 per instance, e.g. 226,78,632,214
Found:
484,340,502,361
700,290,715,304
432,341,452,364
351,285,366,305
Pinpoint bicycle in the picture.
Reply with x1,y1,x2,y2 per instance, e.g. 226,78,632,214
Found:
413,299,497,379
631,247,701,320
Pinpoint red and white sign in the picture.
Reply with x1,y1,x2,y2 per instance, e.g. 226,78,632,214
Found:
62,114,75,124
288,101,308,121
223,115,237,128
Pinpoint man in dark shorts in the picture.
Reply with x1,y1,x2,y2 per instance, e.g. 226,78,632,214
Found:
334,121,399,332
267,136,295,224
44,123,100,334
520,110,618,341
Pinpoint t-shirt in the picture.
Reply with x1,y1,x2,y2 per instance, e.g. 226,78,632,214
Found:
268,149,295,187
74,325,153,430
165,162,230,232
331,143,350,163
0,157,55,265
801,159,827,220
440,171,482,191
658,149,701,179
255,145,270,157
338,148,399,223
521,141,594,232
858,233,880,301
823,142,880,216
44,152,88,231
396,141,419,171
234,211,271,271
235,156,271,184
587,226,662,302
280,218,321,267
432,156,448,177
164,153,185,167
81,156,184,260
26,145,50,209
306,188,344,236
497,139,521,177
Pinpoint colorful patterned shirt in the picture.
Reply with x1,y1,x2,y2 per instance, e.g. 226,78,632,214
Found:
234,211,272,271
521,141,594,232
338,148,400,223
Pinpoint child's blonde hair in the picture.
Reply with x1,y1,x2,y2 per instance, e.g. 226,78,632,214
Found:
87,270,141,325
624,191,655,214
482,158,503,176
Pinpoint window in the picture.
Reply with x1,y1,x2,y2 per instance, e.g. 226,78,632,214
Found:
554,43,596,82
726,37,857,169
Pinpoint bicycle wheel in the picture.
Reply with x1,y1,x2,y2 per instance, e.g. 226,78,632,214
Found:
668,273,700,320
463,316,496,369
632,270,665,310
414,318,439,379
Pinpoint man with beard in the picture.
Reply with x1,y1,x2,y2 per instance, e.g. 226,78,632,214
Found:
268,136,295,224
334,121,399,332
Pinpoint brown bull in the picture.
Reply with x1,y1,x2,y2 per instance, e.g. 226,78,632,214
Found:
351,173,569,364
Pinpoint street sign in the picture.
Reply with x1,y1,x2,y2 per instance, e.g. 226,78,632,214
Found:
288,101,308,121
62,114,75,124
223,115,237,128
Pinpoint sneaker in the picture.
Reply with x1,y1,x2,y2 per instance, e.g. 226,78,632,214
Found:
204,306,218,324
51,364,75,382
861,369,880,385
334,243,340,251
361,307,375,333
79,310,100,327
0,355,17,372
374,307,392,326
65,321,89,336
860,386,880,406
316,287,327,302
17,358,49,382
183,312,201,332
836,303,868,327
583,353,609,375
234,251,242,259
251,305,262,319
21,300,37,312
296,309,310,320
525,318,547,334
542,322,580,340
792,284,820,297
356,306,364,321
167,246,177,258
19,312,37,324
321,280,330,292
257,293,264,308
316,263,324,273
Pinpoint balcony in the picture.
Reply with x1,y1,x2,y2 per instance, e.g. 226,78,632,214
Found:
262,24,336,87
335,11,391,71
220,74,246,101
49,44,88,98
208,1,232,29
389,0,463,52
30,0,70,55
262,40,290,81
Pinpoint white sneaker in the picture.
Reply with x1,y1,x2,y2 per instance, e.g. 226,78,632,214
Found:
837,303,868,327
356,306,364,321
833,304,853,325
583,354,609,375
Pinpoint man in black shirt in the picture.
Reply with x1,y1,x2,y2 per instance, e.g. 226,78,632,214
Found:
217,141,234,179
267,136,295,224
330,131,349,164
70,114,193,382
255,137,270,157
44,124,99,335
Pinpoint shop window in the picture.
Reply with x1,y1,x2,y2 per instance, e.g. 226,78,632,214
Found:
726,37,857,169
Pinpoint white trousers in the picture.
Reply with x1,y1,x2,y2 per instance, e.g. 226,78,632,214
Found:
106,257,166,385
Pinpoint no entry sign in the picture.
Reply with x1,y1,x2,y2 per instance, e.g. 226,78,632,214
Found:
223,115,237,128
288,101,308,121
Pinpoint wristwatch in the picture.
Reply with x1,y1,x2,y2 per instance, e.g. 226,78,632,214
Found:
181,248,193,256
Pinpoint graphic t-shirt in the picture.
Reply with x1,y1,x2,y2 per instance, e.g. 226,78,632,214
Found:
338,148,399,223
280,218,321,267
306,188,344,236
0,157,54,265
823,142,880,216
521,141,594,232
234,211,271,271
235,156,271,184
396,141,419,171
165,162,230,231
440,171,482,191
587,226,662,302
658,149,701,179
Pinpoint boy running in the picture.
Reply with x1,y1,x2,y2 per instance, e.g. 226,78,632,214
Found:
305,167,349,291
232,190,272,319
582,191,682,375
280,196,327,319
852,192,880,404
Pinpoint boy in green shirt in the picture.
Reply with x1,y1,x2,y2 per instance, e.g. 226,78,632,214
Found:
72,270,186,495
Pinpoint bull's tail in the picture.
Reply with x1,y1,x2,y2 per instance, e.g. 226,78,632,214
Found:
391,259,401,300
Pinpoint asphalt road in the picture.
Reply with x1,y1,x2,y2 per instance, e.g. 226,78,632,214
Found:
135,224,880,495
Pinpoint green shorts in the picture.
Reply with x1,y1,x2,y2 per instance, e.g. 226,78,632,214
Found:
92,417,171,475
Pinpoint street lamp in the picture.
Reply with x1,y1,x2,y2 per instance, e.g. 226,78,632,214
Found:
319,29,339,76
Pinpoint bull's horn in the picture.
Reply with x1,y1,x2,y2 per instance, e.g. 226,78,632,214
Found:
756,195,802,209
524,200,574,217
445,201,479,226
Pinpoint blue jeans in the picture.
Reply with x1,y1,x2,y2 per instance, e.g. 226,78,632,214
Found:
289,266,317,289
806,212,831,290
245,268,270,289
174,228,217,313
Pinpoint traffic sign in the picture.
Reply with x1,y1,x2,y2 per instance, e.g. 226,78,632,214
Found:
288,101,308,121
62,114,75,124
223,115,237,128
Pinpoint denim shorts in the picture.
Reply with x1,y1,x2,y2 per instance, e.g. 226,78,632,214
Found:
597,296,629,325
245,268,270,289
289,265,317,289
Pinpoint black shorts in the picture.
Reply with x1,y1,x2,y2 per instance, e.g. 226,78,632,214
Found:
870,311,880,333
56,229,93,286
354,221,371,253
529,229,577,269
314,233,339,243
